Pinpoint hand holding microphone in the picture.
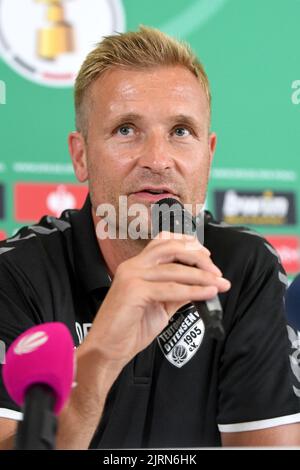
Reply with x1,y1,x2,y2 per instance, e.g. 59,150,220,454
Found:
86,201,230,370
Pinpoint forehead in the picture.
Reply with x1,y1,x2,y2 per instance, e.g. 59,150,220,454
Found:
89,65,210,121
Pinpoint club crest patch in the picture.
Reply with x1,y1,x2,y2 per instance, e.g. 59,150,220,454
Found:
157,304,205,368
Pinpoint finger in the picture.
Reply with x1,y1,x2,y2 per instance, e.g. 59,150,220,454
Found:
153,231,195,241
143,281,219,305
140,240,222,276
141,264,231,292
149,232,211,256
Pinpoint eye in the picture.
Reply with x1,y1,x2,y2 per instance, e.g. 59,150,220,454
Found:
117,125,134,136
173,127,191,137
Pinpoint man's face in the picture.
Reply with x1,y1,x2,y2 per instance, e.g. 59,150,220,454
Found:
70,65,216,231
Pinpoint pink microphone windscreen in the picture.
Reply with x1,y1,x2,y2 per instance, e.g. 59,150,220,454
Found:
3,322,75,415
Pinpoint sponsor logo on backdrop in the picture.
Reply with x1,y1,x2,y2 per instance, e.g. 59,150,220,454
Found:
14,183,88,222
0,231,7,241
211,168,297,182
214,190,296,226
0,0,125,87
265,236,300,275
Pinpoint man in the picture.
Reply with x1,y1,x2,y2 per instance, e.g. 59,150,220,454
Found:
0,27,299,449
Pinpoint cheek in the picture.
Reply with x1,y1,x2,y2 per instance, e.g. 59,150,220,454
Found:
183,150,211,190
90,140,137,170
181,145,211,173
86,144,131,195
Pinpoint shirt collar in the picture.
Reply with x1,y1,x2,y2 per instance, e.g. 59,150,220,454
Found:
70,194,111,293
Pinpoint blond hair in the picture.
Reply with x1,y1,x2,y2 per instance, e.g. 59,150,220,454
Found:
75,26,211,138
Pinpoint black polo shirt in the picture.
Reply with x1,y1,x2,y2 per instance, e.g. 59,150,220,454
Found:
0,196,299,448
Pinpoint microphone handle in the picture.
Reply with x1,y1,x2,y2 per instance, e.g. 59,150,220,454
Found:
193,296,225,341
15,384,57,450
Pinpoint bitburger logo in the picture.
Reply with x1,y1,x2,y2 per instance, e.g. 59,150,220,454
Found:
214,189,296,226
0,0,125,87
157,304,205,368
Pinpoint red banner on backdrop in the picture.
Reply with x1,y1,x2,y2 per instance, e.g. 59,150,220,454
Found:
265,235,300,275
15,183,88,222
0,230,7,241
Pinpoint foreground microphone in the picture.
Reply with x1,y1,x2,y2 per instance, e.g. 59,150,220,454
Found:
3,322,75,450
152,198,225,340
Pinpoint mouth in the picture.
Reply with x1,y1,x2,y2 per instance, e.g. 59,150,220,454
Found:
130,187,180,203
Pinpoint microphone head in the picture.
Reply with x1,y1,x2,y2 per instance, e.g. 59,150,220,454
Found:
3,322,75,415
151,197,196,237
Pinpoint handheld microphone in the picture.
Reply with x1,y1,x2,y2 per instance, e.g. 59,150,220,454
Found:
3,322,75,450
151,197,225,340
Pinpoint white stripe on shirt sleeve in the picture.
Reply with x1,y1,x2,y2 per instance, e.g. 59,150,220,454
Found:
218,412,300,433
0,408,23,421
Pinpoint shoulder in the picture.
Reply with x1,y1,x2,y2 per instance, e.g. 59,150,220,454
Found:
204,211,286,282
205,210,267,248
0,210,76,277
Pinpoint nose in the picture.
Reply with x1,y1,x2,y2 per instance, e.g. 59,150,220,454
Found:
137,130,174,172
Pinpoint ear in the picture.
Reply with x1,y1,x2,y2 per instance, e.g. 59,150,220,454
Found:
68,131,88,182
208,132,217,163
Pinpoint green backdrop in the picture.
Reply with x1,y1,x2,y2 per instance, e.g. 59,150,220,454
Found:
0,0,299,277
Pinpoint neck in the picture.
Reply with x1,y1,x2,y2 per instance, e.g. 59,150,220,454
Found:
98,237,148,278
91,209,148,278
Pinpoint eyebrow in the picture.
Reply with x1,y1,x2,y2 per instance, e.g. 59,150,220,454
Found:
109,113,145,127
172,113,203,128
